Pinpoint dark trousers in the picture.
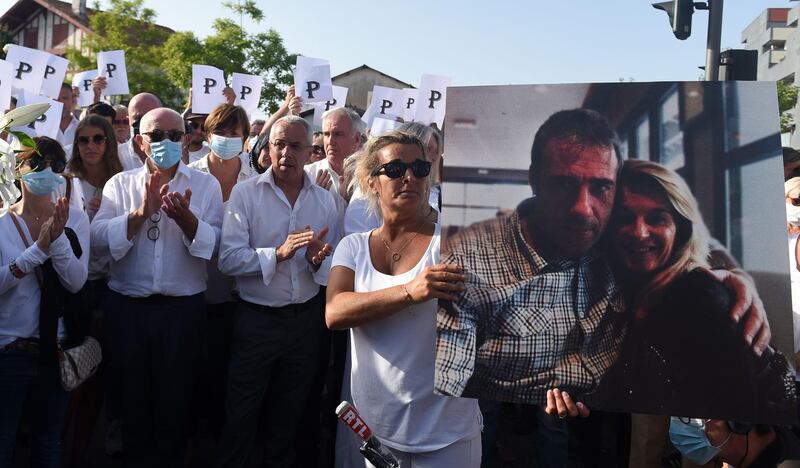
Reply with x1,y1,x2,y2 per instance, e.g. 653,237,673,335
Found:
203,301,236,441
0,349,69,468
106,291,205,468
215,295,324,468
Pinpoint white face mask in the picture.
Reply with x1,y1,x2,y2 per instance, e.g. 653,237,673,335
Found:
209,134,243,160
788,203,800,227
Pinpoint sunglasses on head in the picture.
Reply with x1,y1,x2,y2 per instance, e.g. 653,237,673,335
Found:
113,118,129,126
28,154,66,174
371,159,431,179
142,129,185,143
77,134,107,145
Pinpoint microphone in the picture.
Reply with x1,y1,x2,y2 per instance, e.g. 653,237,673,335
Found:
336,401,400,468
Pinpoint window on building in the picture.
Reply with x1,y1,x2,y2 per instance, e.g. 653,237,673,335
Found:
659,89,685,170
24,29,38,48
52,24,68,47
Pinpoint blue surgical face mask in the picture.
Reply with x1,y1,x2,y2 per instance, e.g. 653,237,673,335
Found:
21,167,65,196
209,134,243,160
149,140,183,169
669,417,730,465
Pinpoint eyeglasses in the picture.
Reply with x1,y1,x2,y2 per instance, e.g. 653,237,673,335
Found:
187,120,202,131
131,118,141,136
77,134,107,146
147,211,161,241
791,198,800,207
312,145,324,155
28,154,66,174
142,129,185,143
269,140,309,152
113,118,129,126
371,159,431,179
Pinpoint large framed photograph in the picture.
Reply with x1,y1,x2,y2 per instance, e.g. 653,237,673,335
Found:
434,81,797,424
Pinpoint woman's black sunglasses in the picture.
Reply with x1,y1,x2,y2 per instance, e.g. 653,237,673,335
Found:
28,154,66,174
77,135,107,145
371,159,431,179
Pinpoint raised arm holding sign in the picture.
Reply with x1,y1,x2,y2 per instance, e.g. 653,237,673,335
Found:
13,91,62,139
5,45,50,96
312,85,348,127
294,56,333,103
231,72,263,116
41,55,69,100
72,70,100,108
97,50,130,96
191,64,226,114
414,74,450,127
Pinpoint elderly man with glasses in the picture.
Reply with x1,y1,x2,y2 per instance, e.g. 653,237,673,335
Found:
91,107,223,467
215,115,337,467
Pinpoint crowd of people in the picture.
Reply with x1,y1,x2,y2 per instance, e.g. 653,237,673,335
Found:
0,77,799,468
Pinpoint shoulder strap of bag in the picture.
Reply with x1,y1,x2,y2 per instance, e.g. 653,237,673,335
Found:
65,176,72,203
9,211,44,288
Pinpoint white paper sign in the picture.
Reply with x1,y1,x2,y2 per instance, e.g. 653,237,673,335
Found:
97,50,130,96
0,60,13,113
362,86,404,127
414,74,451,127
402,88,419,122
294,56,332,103
40,55,69,100
192,64,226,114
312,85,348,127
5,45,51,97
231,72,262,116
13,92,62,139
370,116,401,137
71,70,99,108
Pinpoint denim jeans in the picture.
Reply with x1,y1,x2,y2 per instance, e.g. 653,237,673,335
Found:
0,348,70,468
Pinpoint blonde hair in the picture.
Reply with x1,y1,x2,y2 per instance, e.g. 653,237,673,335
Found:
618,159,711,310
785,177,800,198
354,130,428,217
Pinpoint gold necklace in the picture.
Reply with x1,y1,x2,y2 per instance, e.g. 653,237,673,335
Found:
381,218,426,262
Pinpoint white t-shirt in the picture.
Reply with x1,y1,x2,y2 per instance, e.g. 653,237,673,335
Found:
331,223,480,452
188,143,211,164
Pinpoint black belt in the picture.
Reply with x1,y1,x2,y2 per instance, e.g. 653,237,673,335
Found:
125,294,189,305
240,296,319,315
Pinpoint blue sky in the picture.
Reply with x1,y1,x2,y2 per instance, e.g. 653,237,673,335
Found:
0,1,789,85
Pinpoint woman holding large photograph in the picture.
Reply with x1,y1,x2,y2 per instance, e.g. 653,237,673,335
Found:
326,131,481,467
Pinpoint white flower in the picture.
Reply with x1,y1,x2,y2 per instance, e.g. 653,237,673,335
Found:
0,143,19,208
0,103,51,129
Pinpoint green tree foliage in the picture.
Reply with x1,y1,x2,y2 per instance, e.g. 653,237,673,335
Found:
0,26,15,60
162,3,295,112
66,0,294,111
778,80,799,134
66,0,183,106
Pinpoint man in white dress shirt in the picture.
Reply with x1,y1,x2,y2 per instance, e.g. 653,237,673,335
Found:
91,107,223,467
116,93,161,172
215,115,336,467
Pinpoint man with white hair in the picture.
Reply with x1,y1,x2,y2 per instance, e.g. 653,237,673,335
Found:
112,104,131,144
306,107,364,215
216,115,336,467
91,107,223,466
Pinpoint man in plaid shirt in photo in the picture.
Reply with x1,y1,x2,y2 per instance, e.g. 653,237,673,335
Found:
434,108,771,406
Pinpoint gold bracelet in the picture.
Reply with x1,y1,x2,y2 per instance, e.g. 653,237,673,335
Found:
402,284,413,303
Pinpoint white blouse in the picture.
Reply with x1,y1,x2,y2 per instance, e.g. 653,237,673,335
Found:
0,206,90,346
